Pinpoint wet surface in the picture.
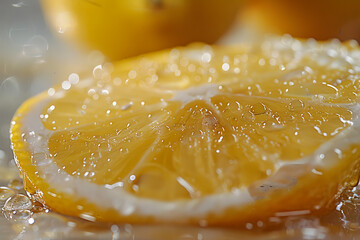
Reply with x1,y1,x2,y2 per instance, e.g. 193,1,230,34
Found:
2,1,360,239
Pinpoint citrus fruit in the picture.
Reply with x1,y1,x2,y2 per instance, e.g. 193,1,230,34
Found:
242,0,360,42
41,0,241,60
10,36,360,226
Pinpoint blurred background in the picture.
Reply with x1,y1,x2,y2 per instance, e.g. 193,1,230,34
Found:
2,0,360,239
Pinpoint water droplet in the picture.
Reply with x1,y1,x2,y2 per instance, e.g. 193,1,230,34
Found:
22,35,48,58
12,0,26,7
79,213,96,222
0,76,20,96
93,65,104,79
302,227,327,239
201,52,212,63
261,120,285,131
288,99,305,112
128,70,137,79
258,58,266,66
111,224,120,239
61,81,71,90
0,187,15,201
32,201,45,213
242,111,255,122
68,73,80,85
246,222,253,230
4,209,32,222
122,203,135,216
4,194,32,211
8,178,23,191
222,63,230,71
48,88,55,96
251,102,267,115
121,103,132,111
28,217,35,224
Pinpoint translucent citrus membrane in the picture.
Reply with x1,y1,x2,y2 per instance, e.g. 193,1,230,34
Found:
42,89,352,201
35,39,360,202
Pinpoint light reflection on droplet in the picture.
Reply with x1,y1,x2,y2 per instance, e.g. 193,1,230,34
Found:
68,73,80,85
12,1,26,7
48,88,55,96
93,65,103,79
222,63,230,71
201,52,212,63
261,120,285,132
61,81,71,90
79,213,96,222
28,217,35,224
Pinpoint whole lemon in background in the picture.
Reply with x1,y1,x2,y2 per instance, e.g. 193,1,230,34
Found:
41,0,241,60
241,0,360,41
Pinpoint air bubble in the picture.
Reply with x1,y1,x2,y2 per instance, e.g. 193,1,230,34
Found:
3,194,32,211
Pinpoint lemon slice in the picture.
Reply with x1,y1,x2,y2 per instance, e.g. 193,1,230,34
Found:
10,36,360,226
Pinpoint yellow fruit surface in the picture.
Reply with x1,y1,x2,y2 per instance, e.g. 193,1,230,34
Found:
242,0,360,42
41,0,240,60
10,36,360,226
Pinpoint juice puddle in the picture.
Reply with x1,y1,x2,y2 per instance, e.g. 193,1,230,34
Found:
1,165,360,240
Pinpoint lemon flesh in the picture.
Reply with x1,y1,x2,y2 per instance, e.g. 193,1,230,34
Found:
11,36,360,225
